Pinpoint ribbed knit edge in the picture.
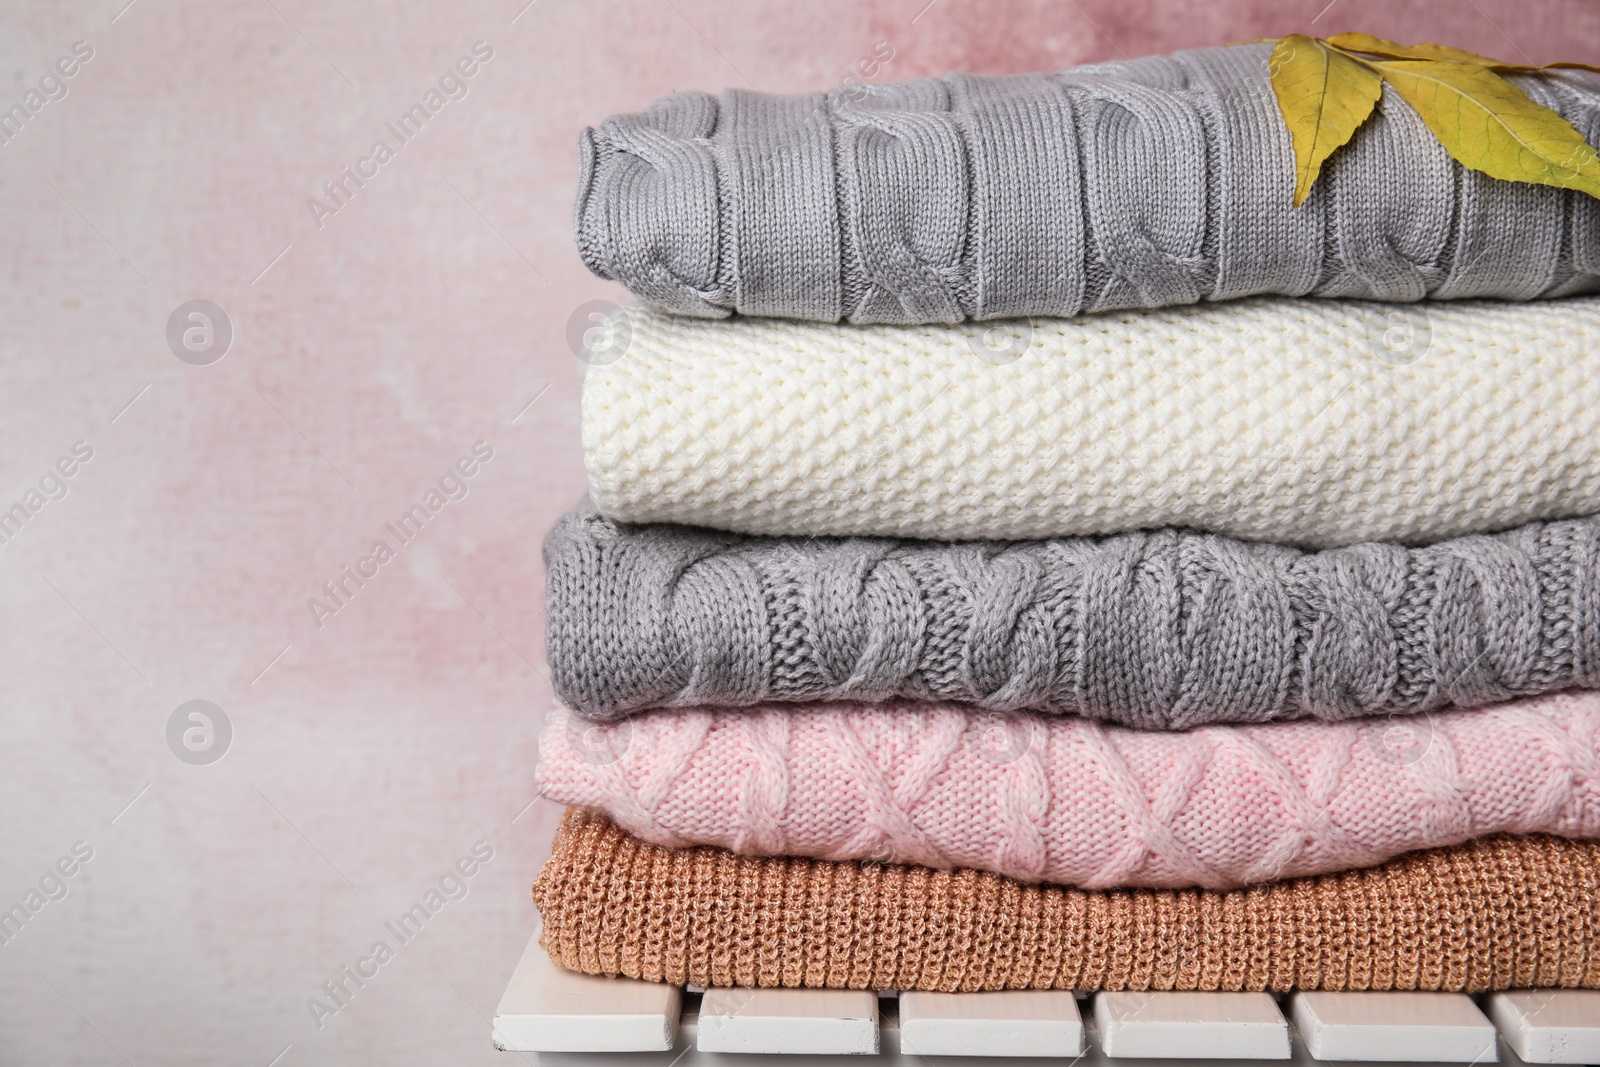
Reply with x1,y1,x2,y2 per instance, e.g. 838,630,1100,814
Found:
572,127,611,280
533,809,1600,993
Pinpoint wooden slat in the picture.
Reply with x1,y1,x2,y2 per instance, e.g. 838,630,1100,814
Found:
491,935,681,1052
899,990,1085,1057
1488,990,1600,1064
1093,991,1291,1060
1291,991,1496,1063
696,987,879,1055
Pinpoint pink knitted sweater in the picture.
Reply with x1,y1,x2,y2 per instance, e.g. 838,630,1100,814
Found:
536,692,1600,890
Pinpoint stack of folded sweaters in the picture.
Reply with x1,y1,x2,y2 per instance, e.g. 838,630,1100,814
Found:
534,41,1600,994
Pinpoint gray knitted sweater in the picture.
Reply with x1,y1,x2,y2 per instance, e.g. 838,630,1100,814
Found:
545,507,1600,728
575,43,1600,323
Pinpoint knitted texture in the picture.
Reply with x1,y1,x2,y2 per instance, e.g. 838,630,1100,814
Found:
546,507,1600,727
581,297,1600,546
575,43,1600,323
534,809,1600,993
535,692,1600,890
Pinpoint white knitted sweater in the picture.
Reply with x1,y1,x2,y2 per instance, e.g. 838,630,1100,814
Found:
581,297,1600,547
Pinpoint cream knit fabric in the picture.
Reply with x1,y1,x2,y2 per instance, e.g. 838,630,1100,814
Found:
582,296,1600,547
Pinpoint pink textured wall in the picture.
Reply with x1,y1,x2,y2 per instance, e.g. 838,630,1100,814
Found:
0,1,1594,1063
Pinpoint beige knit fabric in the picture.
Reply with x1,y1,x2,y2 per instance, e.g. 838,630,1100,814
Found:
534,809,1600,993
582,298,1600,547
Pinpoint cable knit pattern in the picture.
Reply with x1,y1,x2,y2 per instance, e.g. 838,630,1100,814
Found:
575,43,1600,322
581,297,1600,546
536,811,1600,993
535,691,1600,890
546,507,1600,726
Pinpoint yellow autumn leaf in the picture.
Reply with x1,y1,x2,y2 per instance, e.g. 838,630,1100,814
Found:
1270,35,1385,207
1373,59,1600,200
1328,32,1600,75
1326,33,1506,66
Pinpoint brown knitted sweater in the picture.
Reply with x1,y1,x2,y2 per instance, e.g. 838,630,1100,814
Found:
534,809,1600,994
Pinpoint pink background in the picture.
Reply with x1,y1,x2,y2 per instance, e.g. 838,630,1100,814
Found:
1,1,1595,1063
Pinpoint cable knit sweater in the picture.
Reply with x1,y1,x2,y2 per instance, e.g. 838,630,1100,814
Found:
535,691,1600,890
545,507,1600,727
575,43,1600,323
581,297,1600,547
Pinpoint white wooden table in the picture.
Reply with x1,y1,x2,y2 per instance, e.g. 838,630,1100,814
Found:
495,933,1600,1063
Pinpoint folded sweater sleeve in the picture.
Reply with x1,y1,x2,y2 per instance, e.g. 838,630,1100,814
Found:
543,506,1600,727
573,43,1600,323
